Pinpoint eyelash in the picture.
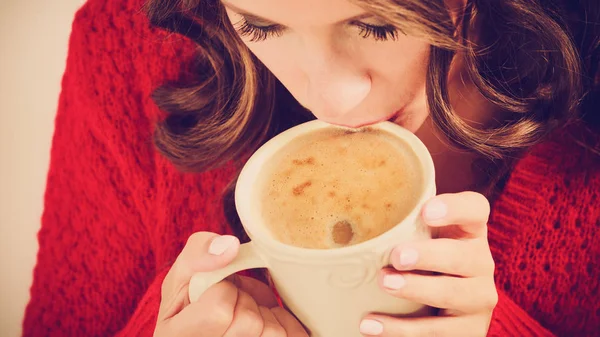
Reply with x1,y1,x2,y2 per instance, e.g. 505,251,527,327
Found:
354,22,400,41
234,18,401,42
235,19,284,42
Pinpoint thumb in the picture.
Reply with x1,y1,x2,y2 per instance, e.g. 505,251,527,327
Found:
166,232,240,296
158,232,240,322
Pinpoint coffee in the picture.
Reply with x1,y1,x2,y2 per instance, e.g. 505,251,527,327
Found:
259,126,422,249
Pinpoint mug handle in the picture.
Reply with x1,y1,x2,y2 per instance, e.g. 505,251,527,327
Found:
188,241,268,303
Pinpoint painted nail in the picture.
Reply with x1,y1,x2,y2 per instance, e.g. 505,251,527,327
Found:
383,274,406,290
399,248,419,267
424,198,448,220
360,319,384,335
208,235,237,255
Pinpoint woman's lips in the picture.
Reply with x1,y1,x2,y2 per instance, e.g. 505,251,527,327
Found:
321,109,404,128
354,110,404,128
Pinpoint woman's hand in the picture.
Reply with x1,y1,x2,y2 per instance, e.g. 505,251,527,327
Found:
360,192,498,337
154,232,309,337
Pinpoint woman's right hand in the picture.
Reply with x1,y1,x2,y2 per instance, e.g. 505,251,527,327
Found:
154,232,309,337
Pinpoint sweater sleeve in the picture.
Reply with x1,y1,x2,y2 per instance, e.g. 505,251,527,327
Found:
486,125,600,336
22,56,159,336
22,1,195,335
487,290,555,337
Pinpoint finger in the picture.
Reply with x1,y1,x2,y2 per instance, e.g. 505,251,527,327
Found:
165,232,240,295
272,307,310,337
231,274,280,308
389,238,494,276
159,280,239,337
422,192,490,238
360,314,492,337
223,289,264,337
258,306,287,337
378,270,498,313
159,232,240,320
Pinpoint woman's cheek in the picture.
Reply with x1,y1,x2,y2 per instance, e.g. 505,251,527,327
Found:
245,41,310,105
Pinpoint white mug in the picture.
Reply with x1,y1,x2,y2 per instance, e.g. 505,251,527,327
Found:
189,120,437,337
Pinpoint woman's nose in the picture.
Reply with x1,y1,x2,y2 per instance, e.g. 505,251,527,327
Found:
300,37,371,121
306,70,371,120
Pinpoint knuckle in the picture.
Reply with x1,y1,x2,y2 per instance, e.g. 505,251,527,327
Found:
476,192,491,210
159,270,185,303
470,316,494,337
169,234,208,275
452,240,470,266
263,321,287,337
471,244,495,276
236,308,264,335
483,285,499,311
163,262,187,292
438,285,458,310
208,300,236,329
472,277,498,313
168,232,217,281
464,191,489,205
480,320,493,337
483,254,496,275
463,191,491,219
159,276,171,295
465,241,494,276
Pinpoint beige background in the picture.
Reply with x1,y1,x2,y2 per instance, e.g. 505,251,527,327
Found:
0,0,83,336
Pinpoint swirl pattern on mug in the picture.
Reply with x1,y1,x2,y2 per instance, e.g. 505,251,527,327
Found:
325,252,381,289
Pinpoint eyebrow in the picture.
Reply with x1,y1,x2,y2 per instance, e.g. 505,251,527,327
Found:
220,1,373,26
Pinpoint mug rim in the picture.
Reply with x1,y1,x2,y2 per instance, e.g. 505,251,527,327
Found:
234,119,436,258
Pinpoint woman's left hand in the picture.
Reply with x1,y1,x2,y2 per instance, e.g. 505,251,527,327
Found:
360,192,498,337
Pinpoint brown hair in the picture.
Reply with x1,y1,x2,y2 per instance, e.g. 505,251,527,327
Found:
145,0,599,237
146,0,311,172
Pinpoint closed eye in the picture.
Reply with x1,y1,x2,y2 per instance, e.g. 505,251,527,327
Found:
234,18,285,42
234,17,404,42
351,21,402,41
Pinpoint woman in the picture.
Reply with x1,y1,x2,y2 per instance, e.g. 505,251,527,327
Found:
23,0,599,336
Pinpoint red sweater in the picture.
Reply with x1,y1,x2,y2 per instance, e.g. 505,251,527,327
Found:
22,0,600,336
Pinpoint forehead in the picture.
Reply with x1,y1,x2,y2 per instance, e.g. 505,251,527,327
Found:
221,0,367,26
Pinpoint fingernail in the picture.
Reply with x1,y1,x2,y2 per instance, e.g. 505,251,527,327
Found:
208,235,237,255
360,319,384,335
383,274,406,290
424,198,447,221
399,248,419,267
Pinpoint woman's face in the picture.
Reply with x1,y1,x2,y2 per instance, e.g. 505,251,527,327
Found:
222,0,431,131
